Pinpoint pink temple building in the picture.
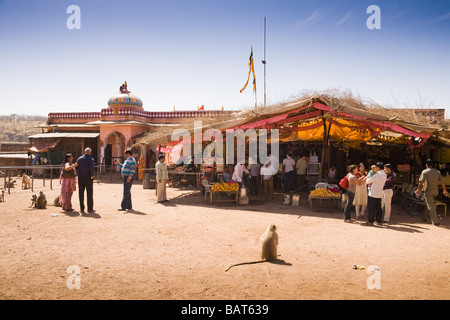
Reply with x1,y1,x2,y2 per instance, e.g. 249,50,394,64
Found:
28,82,234,168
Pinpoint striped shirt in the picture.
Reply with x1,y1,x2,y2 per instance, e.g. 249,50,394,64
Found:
120,156,136,178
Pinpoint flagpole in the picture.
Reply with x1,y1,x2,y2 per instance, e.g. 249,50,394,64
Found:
263,16,267,109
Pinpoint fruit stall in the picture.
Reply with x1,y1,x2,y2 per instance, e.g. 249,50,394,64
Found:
308,185,341,209
210,182,239,205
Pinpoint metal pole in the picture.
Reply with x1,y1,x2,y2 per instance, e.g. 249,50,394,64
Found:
263,16,267,109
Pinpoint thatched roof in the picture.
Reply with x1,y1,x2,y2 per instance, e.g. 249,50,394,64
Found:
135,89,447,146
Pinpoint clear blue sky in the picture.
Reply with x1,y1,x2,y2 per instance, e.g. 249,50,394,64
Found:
0,0,449,117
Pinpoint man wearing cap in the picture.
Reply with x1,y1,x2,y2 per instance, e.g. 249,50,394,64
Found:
115,149,136,211
415,159,448,226
76,147,95,214
155,154,169,203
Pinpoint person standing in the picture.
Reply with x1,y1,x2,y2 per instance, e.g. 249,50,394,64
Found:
343,165,364,223
364,162,387,226
296,155,307,190
248,162,260,196
382,164,396,223
353,163,368,219
76,147,95,214
260,160,275,201
115,150,137,211
283,153,296,194
59,153,78,212
155,154,169,203
137,153,145,181
415,159,448,226
232,162,249,186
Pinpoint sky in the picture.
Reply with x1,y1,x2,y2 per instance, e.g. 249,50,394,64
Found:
0,0,449,117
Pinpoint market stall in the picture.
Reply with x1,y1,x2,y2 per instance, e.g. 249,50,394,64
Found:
209,182,239,205
308,183,341,209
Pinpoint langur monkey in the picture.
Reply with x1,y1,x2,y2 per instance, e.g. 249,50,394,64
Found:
225,223,279,272
22,174,31,190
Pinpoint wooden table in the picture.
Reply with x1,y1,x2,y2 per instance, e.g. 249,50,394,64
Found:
168,170,201,186
308,195,341,209
210,191,239,205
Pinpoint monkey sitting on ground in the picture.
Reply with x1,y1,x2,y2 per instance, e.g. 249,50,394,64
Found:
5,179,16,188
225,223,279,272
30,194,37,208
54,196,62,207
0,189,5,202
35,191,47,209
22,174,31,190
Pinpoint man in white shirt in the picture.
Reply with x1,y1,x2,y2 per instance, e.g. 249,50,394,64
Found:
232,162,249,185
283,153,296,194
260,160,275,201
364,162,387,226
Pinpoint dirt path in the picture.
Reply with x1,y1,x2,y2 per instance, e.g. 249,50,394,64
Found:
0,176,449,300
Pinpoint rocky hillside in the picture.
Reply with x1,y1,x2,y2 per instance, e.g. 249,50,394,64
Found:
0,114,47,142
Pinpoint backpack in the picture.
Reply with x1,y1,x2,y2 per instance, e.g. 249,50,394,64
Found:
339,175,349,190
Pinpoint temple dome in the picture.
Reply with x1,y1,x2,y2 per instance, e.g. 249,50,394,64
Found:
107,82,143,108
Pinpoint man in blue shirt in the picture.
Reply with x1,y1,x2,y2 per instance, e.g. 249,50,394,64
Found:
115,149,136,211
76,147,95,214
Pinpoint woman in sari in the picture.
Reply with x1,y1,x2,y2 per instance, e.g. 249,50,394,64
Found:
59,153,78,211
353,163,368,219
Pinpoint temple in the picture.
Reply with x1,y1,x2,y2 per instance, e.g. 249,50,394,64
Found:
28,82,234,166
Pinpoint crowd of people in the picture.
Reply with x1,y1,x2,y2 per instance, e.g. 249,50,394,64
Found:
57,147,447,227
341,159,447,227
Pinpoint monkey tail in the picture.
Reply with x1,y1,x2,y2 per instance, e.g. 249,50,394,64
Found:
224,260,266,272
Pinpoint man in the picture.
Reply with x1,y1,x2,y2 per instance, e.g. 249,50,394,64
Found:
296,156,307,191
283,153,296,194
115,150,136,211
76,147,95,214
155,154,169,203
364,162,387,226
232,161,249,185
415,159,448,226
223,166,232,183
382,164,396,223
248,161,260,196
260,160,274,201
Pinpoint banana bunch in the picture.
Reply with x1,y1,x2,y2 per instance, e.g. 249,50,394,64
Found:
309,188,341,198
211,182,239,192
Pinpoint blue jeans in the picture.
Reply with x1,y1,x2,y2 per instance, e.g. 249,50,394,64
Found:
343,190,355,220
284,171,294,193
121,176,134,210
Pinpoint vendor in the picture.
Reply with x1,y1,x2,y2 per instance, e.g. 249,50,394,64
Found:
223,166,232,182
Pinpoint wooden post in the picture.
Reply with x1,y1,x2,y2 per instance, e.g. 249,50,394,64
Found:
320,116,328,181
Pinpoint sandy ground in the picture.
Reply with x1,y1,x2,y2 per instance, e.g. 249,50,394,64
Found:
0,174,449,300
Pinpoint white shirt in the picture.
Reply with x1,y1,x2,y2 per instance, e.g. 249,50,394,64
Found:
260,165,274,180
269,155,279,175
231,163,248,183
283,157,296,172
365,170,387,198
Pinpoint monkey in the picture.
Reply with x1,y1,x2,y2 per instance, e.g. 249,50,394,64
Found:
225,223,279,272
22,174,31,190
35,191,47,209
30,194,37,208
0,189,5,202
4,179,16,188
54,196,62,207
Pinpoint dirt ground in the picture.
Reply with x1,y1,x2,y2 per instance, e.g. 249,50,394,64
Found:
0,174,449,300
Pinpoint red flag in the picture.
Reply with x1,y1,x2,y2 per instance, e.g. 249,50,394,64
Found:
198,105,204,111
